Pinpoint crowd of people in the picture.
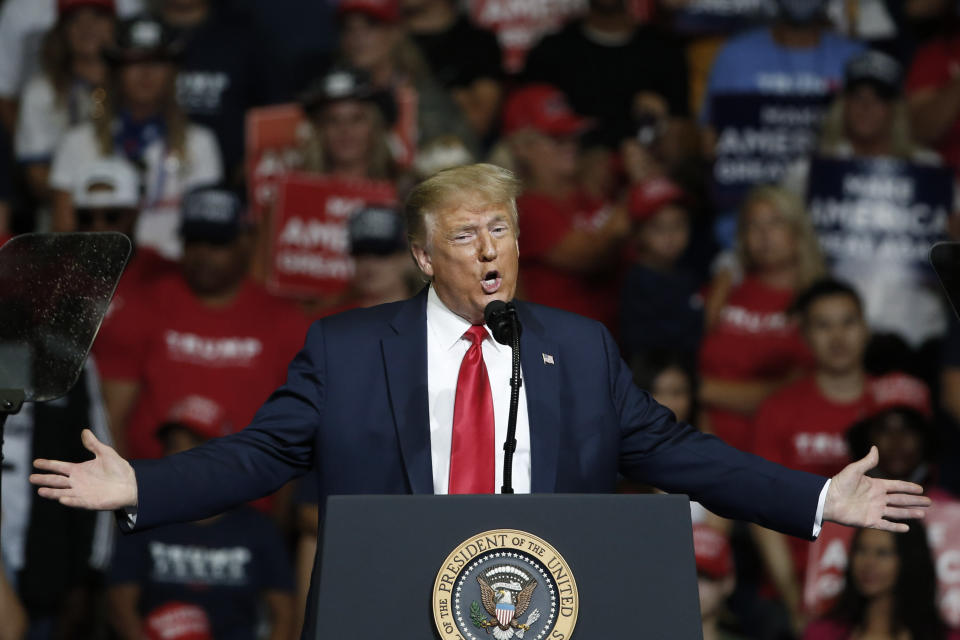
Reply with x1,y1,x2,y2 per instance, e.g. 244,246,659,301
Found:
2,0,960,638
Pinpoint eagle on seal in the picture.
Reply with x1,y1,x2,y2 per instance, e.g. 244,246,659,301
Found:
478,573,537,631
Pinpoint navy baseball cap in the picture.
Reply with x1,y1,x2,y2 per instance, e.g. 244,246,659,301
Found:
179,187,249,244
349,206,406,256
844,50,903,100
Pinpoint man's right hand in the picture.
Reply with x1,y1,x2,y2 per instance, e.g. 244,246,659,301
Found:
29,429,138,511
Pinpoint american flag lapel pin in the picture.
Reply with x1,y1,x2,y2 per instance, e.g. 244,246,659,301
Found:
542,353,555,365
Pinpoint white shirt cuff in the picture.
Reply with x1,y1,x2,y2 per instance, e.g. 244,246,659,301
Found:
812,478,831,538
123,505,138,528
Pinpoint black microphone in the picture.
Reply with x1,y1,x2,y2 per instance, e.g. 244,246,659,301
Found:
483,300,523,494
483,300,522,346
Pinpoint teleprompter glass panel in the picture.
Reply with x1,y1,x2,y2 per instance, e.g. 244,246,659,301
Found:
0,232,130,402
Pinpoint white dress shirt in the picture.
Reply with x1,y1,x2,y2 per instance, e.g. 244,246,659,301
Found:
426,287,531,494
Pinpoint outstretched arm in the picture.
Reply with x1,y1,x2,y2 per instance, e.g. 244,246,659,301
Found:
30,428,137,511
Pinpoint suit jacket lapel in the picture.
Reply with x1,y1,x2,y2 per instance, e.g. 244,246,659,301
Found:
515,302,561,493
381,289,434,494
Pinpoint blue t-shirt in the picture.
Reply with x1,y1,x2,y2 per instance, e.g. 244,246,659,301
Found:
109,507,293,640
702,27,864,122
620,264,704,362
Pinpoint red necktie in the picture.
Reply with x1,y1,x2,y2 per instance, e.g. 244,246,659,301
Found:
448,325,495,494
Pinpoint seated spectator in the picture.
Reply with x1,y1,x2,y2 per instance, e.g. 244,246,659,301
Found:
907,5,960,177
336,0,478,158
803,522,957,640
157,0,286,182
522,0,689,150
784,50,941,196
506,84,631,332
630,350,698,426
297,65,400,181
1,362,113,640
343,205,419,308
69,158,179,453
620,177,703,364
750,279,873,635
15,0,116,205
0,0,143,131
703,0,863,123
107,396,295,640
846,373,940,488
402,0,504,145
694,525,746,640
100,186,309,461
699,185,825,452
49,14,222,258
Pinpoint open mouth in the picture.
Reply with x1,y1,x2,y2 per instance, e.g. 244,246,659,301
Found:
481,270,502,294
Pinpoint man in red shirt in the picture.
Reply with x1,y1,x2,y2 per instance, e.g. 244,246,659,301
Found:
750,278,873,634
505,84,630,332
101,186,310,461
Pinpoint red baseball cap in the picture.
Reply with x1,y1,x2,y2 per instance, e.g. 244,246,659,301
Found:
693,525,733,580
628,176,686,221
58,0,115,15
144,602,212,640
337,0,400,23
502,85,590,137
157,396,230,441
867,372,932,419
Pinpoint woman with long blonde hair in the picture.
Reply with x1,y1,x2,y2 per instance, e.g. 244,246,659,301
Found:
49,14,222,258
698,184,825,452
15,0,116,203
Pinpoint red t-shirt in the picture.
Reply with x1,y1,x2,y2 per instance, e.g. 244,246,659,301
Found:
753,375,873,582
907,37,960,174
116,277,311,460
517,191,623,332
699,276,813,452
93,247,180,377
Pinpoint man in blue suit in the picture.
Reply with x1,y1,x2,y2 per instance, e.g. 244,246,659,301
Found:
32,164,927,585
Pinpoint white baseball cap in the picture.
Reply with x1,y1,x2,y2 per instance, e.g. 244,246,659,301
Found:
72,158,141,209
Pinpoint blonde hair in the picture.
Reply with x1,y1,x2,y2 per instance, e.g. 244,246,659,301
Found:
819,95,919,158
298,101,397,180
735,185,826,289
403,163,522,247
93,66,187,160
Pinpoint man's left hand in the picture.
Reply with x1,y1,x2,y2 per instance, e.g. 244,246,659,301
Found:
824,446,931,532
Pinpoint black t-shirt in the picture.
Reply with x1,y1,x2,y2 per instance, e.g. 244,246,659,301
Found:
522,20,689,147
410,14,503,90
620,263,703,362
172,12,288,176
109,507,294,640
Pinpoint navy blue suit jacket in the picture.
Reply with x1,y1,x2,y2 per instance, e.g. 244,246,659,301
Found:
129,289,826,539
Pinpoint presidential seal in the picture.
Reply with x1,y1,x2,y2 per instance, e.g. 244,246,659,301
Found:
433,529,579,640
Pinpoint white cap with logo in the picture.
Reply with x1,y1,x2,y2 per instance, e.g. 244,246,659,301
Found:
72,158,141,209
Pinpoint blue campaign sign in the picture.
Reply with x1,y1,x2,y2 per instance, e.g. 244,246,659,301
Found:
711,93,831,211
806,156,952,279
806,155,953,345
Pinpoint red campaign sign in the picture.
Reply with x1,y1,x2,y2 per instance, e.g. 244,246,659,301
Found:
804,495,960,627
245,104,308,221
268,173,397,298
